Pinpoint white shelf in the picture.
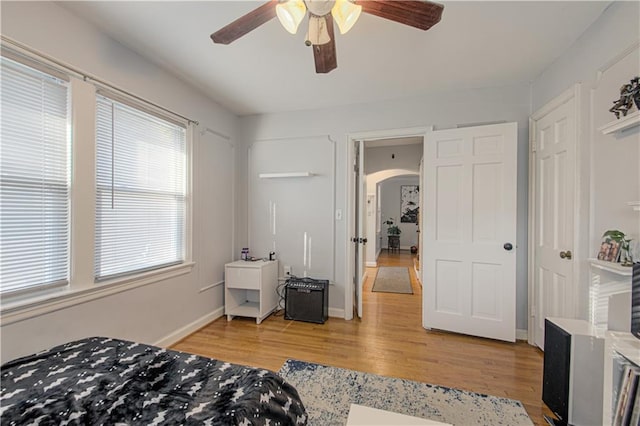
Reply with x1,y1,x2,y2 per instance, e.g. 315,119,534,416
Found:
629,201,640,212
598,110,640,134
258,172,315,178
227,301,260,317
588,258,634,276
609,331,640,364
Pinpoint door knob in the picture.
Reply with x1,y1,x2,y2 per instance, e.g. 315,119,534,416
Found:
503,243,513,251
560,250,572,259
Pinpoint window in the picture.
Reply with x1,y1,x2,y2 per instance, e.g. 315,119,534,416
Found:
0,56,71,295
95,95,186,281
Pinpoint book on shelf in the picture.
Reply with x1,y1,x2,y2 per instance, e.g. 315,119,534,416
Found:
614,363,640,426
629,388,640,426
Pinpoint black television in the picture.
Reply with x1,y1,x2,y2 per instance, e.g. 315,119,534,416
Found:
632,262,640,339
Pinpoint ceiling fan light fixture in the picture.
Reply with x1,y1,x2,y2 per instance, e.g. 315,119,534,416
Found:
306,15,331,46
331,0,361,34
276,0,307,34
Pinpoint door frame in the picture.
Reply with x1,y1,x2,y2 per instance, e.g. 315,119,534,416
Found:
345,126,430,320
527,83,581,345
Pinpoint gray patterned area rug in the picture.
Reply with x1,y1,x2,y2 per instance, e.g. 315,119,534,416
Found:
372,266,413,294
279,359,533,426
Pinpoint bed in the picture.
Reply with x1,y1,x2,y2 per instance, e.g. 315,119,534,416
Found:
0,336,307,425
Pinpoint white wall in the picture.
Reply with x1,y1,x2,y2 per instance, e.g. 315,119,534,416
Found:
238,84,531,329
365,144,423,175
0,1,238,361
531,1,640,320
248,136,336,281
380,177,420,249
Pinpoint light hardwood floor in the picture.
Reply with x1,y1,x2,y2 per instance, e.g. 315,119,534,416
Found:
172,251,548,425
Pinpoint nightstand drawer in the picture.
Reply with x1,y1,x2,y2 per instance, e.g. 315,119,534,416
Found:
226,267,260,290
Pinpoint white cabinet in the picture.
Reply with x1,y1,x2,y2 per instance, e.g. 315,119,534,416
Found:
544,318,605,426
224,260,278,324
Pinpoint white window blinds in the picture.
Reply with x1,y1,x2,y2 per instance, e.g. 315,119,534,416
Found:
0,57,71,295
95,95,186,281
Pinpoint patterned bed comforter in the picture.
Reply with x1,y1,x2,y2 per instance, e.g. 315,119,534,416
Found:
0,337,307,425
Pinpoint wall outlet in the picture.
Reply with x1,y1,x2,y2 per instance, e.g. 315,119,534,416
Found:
284,265,292,276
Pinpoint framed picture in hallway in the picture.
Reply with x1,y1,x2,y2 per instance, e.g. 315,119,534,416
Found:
400,185,419,223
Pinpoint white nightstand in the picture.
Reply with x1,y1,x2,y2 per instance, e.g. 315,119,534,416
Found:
224,260,278,324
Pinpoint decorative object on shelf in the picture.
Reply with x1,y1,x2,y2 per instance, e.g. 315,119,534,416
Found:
400,185,419,223
598,232,622,263
599,230,633,266
609,76,640,119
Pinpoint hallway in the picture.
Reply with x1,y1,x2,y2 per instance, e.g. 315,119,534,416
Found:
363,250,422,320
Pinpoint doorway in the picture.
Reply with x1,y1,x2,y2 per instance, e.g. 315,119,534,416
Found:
348,123,520,344
346,127,428,321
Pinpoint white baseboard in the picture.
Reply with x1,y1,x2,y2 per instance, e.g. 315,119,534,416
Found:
154,307,223,348
329,308,345,319
366,261,377,267
516,328,528,341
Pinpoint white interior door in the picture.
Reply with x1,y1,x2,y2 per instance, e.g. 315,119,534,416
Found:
418,158,424,283
353,139,365,318
359,174,367,316
423,123,518,342
531,93,576,349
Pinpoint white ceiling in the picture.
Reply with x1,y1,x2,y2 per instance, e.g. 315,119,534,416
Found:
60,1,610,116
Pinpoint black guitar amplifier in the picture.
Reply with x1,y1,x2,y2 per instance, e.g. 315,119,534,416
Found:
285,277,329,324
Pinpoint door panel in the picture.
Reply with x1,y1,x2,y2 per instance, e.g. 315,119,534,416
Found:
472,163,502,242
424,122,518,342
436,166,463,241
472,262,501,321
435,260,462,314
423,123,517,341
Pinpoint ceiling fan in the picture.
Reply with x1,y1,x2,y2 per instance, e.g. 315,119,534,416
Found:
210,0,444,74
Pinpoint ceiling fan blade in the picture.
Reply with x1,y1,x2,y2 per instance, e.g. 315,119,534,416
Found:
355,0,444,31
211,0,277,44
313,15,337,74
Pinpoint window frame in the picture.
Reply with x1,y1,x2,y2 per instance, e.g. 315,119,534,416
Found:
94,92,189,282
0,53,72,298
0,45,194,321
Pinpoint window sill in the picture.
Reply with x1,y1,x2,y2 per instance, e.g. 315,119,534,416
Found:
0,261,195,326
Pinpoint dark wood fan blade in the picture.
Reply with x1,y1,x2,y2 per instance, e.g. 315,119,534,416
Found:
313,15,337,73
211,0,277,44
355,0,444,31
